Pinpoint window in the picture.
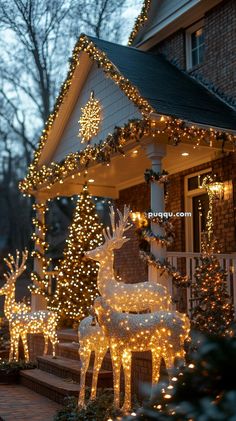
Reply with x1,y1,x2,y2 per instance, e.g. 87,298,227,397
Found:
186,21,205,70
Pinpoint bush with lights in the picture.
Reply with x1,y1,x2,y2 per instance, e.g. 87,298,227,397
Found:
123,329,236,421
49,183,103,325
190,238,234,336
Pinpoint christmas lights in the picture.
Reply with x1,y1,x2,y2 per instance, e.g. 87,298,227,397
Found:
19,34,236,196
49,184,104,323
78,314,109,407
86,205,171,312
78,91,101,143
144,169,169,184
94,296,190,411
128,0,152,46
0,251,57,361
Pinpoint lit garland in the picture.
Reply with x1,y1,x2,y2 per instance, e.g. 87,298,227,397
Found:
144,168,169,184
128,0,152,46
139,250,190,288
140,228,175,247
49,184,104,322
201,174,216,241
30,202,51,295
78,91,101,143
20,117,236,196
0,251,57,362
19,34,236,196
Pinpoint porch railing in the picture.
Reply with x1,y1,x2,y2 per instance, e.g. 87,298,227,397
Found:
167,251,236,315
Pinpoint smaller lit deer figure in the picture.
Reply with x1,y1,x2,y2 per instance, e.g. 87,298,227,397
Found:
78,310,109,407
86,205,171,312
0,250,57,362
94,297,190,411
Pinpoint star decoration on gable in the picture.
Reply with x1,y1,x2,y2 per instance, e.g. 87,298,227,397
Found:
78,91,101,143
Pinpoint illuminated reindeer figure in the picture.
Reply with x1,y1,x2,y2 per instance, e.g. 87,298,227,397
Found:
86,205,171,312
0,250,57,361
94,297,190,411
78,311,109,407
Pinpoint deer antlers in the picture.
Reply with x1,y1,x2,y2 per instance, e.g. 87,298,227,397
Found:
3,250,28,283
103,205,131,243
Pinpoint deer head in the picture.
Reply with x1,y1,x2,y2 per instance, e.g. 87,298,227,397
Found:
86,205,131,262
0,250,28,296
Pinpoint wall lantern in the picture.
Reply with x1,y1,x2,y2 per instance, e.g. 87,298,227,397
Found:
199,174,224,200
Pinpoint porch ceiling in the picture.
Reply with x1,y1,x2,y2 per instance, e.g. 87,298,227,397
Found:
36,141,219,201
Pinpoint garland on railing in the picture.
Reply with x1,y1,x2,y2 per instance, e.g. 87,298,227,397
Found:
144,169,169,184
140,250,190,287
140,228,175,247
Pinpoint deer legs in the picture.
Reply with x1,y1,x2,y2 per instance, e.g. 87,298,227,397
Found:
78,349,91,407
90,348,107,401
121,350,132,412
110,348,122,409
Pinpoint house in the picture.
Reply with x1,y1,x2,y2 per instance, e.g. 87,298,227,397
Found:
19,0,236,401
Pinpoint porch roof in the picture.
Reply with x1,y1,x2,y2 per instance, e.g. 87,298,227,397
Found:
89,36,236,131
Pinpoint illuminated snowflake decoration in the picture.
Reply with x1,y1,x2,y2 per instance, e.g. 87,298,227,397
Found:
78,91,101,143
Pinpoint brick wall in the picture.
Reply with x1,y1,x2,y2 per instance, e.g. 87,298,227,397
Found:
115,154,236,273
114,183,150,283
151,0,236,105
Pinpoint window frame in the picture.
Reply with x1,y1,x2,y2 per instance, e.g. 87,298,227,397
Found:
185,20,205,70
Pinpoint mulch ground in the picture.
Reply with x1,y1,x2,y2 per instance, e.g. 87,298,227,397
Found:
0,384,61,421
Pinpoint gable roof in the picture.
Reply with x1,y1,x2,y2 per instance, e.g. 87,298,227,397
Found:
89,36,236,131
20,33,236,195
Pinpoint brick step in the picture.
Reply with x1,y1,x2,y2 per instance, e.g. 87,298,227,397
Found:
56,342,112,371
56,341,79,360
37,355,113,387
20,368,80,405
57,329,78,343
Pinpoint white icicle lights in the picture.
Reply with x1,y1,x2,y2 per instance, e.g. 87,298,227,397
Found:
86,205,171,312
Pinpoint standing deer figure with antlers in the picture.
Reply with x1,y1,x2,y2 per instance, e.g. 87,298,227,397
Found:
86,205,171,312
0,250,58,361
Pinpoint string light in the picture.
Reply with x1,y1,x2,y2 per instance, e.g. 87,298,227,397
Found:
78,314,109,407
0,251,57,361
128,0,152,46
19,35,236,196
49,184,104,322
78,92,101,143
86,206,171,312
94,296,190,411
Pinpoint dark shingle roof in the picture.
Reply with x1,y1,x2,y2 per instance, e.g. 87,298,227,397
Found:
88,36,236,131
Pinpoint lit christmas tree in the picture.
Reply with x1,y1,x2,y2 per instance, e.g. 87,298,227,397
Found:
50,183,103,324
190,238,234,336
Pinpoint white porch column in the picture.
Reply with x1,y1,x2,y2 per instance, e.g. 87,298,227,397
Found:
31,200,47,311
144,142,167,285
